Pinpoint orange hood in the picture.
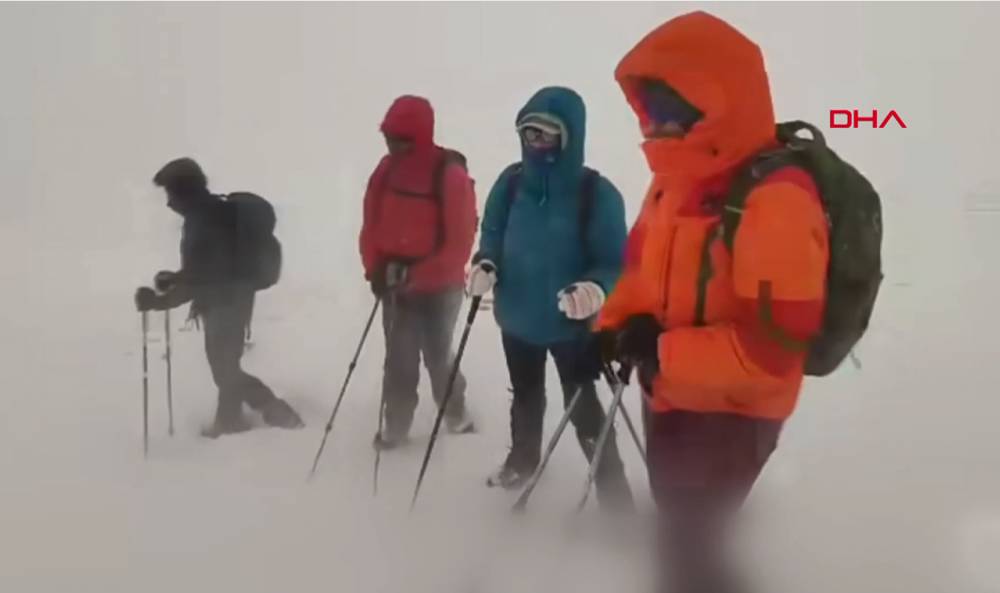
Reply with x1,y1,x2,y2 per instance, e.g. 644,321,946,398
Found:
616,11,776,179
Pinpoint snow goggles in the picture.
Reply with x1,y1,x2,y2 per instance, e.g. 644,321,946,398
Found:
635,78,704,132
520,125,561,146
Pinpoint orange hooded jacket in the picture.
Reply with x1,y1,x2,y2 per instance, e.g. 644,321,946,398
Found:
597,12,829,420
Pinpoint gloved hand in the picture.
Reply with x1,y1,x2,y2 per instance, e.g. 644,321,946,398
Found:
615,313,664,375
466,260,497,297
594,328,619,365
134,286,161,312
557,281,605,320
154,270,179,293
371,261,409,297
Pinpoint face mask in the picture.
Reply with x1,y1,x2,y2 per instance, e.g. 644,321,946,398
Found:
384,134,414,156
519,124,563,165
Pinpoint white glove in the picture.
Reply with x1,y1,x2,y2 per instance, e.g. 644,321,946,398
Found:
466,260,497,297
557,281,605,320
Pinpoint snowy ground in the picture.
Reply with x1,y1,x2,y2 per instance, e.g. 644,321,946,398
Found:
2,3,1000,593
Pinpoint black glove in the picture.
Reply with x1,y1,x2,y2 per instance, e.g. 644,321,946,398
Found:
134,287,161,312
154,270,179,293
615,313,664,377
371,261,409,297
595,329,619,365
369,273,387,297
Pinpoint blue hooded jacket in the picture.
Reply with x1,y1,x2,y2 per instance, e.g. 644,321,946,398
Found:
474,87,627,346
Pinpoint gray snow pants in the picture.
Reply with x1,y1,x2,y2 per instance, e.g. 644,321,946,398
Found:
380,288,467,437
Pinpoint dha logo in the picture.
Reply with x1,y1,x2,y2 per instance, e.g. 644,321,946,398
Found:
829,109,907,129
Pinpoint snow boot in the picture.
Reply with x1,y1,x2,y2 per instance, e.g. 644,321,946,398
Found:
372,429,408,451
486,465,531,490
201,412,253,439
260,398,304,430
486,453,534,490
595,473,636,514
445,410,476,435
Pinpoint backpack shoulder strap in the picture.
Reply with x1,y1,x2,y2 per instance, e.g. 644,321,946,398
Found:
721,148,803,251
503,163,523,205
694,146,800,327
579,168,600,235
722,121,829,250
495,162,523,232
428,148,462,255
714,143,816,349
430,149,452,202
578,168,600,266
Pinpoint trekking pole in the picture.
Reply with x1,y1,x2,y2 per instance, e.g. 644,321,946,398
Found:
617,401,646,466
308,297,382,480
373,395,385,496
165,310,174,437
409,296,482,511
602,363,645,466
372,292,398,497
573,364,632,514
141,311,150,458
511,383,586,514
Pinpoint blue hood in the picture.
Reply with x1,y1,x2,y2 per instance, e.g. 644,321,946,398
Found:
516,87,587,196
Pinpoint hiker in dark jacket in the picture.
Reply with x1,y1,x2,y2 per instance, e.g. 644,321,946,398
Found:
466,87,633,510
134,158,303,438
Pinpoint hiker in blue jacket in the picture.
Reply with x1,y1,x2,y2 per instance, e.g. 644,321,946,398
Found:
466,87,633,510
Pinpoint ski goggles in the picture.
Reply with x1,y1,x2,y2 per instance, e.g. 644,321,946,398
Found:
517,113,567,149
634,78,704,133
520,125,561,146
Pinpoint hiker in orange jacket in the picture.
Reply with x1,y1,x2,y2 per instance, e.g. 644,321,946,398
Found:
597,11,830,593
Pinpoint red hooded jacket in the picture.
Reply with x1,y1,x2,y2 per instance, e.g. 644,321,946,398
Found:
359,96,478,294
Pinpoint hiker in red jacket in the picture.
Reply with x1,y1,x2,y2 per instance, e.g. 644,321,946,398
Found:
359,95,478,450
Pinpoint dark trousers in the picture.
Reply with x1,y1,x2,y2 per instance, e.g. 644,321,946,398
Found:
380,288,467,437
646,410,783,593
201,290,276,420
500,332,628,499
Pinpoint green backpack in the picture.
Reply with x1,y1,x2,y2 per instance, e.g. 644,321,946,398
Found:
699,121,884,377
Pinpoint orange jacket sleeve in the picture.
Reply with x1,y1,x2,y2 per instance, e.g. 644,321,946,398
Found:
652,181,829,410
359,158,389,280
409,164,478,283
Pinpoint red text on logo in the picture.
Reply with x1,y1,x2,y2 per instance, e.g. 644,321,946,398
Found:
829,109,907,129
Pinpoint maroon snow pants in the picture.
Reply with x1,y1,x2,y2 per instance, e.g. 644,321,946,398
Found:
645,409,783,593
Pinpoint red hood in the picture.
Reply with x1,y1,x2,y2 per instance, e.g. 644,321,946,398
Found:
380,95,435,148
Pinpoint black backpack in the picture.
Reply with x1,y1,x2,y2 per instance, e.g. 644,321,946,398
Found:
699,120,883,377
226,192,282,291
501,164,601,262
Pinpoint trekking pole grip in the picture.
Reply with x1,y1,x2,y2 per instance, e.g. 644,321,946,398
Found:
617,363,634,386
